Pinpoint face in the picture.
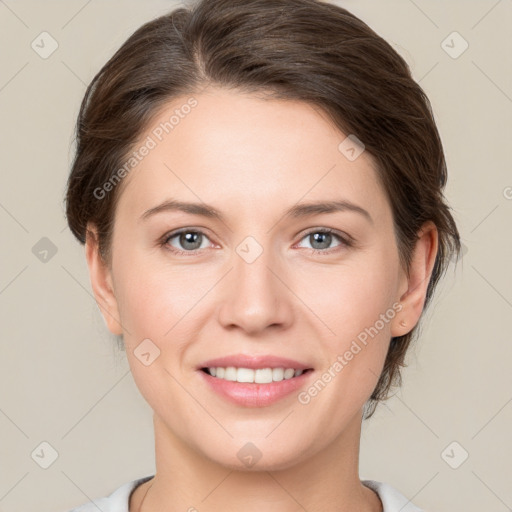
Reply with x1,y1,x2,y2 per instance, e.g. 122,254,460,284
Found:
87,87,433,471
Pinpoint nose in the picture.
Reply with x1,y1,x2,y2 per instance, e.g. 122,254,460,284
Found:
217,242,294,335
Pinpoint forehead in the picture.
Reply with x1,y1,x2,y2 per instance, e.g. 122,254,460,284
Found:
114,87,390,225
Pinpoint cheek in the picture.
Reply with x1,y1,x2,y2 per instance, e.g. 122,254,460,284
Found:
297,257,399,342
115,263,195,411
298,268,396,425
295,253,399,408
113,251,207,341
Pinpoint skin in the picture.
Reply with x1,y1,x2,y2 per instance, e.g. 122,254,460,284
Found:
85,86,438,512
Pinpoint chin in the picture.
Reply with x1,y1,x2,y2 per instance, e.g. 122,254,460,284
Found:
197,437,313,473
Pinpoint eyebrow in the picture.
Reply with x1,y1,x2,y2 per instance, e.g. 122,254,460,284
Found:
140,198,373,224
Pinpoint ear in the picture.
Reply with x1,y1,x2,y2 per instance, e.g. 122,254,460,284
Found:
391,220,439,337
85,223,123,335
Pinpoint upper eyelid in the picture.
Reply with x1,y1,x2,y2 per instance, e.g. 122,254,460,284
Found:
163,227,215,244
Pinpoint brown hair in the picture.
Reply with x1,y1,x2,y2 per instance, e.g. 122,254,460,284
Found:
64,0,461,418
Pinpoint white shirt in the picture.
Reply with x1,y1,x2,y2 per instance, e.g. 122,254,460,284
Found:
66,475,425,511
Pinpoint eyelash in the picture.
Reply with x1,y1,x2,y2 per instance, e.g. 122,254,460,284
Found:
159,227,354,257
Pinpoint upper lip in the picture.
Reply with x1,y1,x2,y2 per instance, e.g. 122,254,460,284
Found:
199,354,313,370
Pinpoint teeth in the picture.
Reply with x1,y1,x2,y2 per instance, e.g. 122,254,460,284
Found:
207,366,306,383
283,368,295,379
225,367,237,381
272,368,284,381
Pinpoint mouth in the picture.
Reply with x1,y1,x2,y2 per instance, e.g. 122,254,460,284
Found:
200,366,314,383
196,354,315,407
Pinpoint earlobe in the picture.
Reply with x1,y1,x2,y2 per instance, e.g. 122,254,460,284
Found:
84,224,124,335
391,221,439,337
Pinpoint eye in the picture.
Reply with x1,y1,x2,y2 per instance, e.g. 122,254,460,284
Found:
161,229,213,255
160,227,353,256
296,228,352,254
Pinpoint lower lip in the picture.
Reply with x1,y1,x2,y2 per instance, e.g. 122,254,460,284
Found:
198,369,314,408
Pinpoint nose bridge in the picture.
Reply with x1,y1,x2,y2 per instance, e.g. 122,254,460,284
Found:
217,233,292,333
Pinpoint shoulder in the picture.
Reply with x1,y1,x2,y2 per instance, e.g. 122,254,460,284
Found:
63,475,154,512
362,479,426,512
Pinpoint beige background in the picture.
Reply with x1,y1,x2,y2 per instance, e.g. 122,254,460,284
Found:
1,1,511,511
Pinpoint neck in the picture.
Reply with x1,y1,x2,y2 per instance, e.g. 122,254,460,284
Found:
132,410,382,512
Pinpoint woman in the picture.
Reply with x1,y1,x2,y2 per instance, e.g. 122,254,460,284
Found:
64,0,460,510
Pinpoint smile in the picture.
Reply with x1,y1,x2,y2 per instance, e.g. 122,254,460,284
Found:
202,366,312,383
198,367,314,407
